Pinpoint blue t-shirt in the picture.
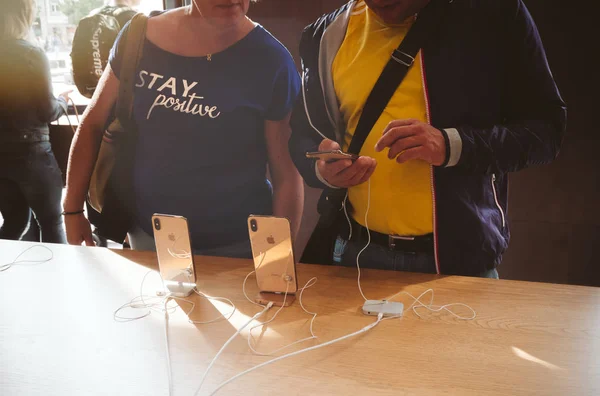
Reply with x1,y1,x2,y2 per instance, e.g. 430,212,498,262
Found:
109,22,300,249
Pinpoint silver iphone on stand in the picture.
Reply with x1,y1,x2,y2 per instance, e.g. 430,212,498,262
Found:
152,214,197,297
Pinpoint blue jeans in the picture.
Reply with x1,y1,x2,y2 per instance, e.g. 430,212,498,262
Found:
338,237,499,279
0,142,66,243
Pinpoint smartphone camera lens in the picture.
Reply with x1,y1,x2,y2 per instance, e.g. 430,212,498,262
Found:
250,219,258,232
154,218,161,231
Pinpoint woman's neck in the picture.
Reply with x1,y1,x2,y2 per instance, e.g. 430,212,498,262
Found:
184,5,254,51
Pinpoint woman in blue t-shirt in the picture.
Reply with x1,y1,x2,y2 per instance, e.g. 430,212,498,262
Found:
63,0,304,258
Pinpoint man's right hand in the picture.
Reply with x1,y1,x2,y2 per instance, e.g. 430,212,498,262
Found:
316,139,377,188
65,213,96,246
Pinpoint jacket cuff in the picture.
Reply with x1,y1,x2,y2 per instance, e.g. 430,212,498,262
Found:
442,128,462,167
315,162,340,189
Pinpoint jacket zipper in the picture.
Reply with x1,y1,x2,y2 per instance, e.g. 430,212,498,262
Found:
491,174,506,228
420,50,441,275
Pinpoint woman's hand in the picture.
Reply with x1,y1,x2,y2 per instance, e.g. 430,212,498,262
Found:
58,90,72,102
64,213,95,246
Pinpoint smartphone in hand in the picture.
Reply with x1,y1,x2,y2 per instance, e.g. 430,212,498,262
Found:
305,150,359,162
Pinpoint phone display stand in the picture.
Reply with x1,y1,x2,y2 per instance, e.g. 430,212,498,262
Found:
255,292,295,307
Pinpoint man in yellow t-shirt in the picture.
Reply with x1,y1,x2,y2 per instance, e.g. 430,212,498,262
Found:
317,0,447,274
289,0,566,277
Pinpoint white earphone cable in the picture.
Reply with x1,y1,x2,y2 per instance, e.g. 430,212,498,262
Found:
193,302,274,396
342,177,476,320
163,298,174,396
0,245,54,272
113,269,236,396
209,313,384,395
246,277,319,356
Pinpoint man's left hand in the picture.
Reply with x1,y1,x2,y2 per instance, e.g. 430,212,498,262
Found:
374,119,447,166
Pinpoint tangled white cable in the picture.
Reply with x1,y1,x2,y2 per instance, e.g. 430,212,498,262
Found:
0,245,54,272
203,261,384,395
194,257,320,395
240,245,320,356
113,270,236,396
204,178,478,394
194,302,274,396
343,179,477,321
384,288,476,321
245,275,319,356
209,313,384,395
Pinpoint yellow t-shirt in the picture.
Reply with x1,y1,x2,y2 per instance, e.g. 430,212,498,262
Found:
332,2,433,236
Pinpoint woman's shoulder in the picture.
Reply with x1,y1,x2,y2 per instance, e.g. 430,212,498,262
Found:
146,7,185,30
249,26,296,66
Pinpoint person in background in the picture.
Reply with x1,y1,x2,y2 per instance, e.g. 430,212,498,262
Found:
0,0,72,243
290,0,566,277
99,0,141,28
64,0,304,258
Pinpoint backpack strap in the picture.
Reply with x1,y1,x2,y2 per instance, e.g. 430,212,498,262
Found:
94,13,147,242
115,13,148,131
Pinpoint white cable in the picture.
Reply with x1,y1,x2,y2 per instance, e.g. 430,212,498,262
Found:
343,178,476,320
163,298,173,396
301,70,328,140
342,191,353,242
242,268,290,352
242,249,269,308
159,244,236,322
209,313,384,396
248,277,319,356
385,288,476,320
242,270,264,308
113,270,164,321
236,244,320,370
0,245,54,272
113,269,237,396
354,178,371,302
242,246,292,309
247,280,289,351
247,277,320,356
205,176,475,394
193,302,274,396
242,249,319,357
191,289,236,324
297,277,319,337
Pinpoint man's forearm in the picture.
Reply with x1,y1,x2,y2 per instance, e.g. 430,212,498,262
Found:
272,178,304,242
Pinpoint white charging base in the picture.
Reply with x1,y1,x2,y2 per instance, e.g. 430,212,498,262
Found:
362,300,404,317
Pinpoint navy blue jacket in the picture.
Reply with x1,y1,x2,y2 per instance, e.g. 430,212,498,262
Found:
289,0,566,275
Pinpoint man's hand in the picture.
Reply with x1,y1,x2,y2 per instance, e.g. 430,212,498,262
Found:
316,139,377,188
375,119,447,166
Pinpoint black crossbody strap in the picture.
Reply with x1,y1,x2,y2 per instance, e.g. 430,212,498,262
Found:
347,0,451,155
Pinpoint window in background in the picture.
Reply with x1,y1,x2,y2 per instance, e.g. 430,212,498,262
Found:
32,0,164,107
